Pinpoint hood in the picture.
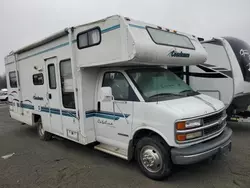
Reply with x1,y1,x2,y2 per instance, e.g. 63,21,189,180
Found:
158,94,225,119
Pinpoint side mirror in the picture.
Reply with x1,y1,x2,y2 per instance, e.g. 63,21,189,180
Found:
100,87,113,102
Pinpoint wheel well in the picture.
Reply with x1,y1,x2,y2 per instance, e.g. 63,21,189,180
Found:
32,114,41,125
132,129,168,146
127,129,168,161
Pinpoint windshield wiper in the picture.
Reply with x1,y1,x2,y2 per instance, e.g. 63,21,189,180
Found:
179,89,193,93
149,93,184,99
179,89,199,96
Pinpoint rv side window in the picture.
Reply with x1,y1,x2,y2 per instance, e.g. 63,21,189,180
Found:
9,71,17,88
146,26,195,50
48,64,57,89
60,59,75,109
33,73,44,85
77,27,101,49
102,72,139,101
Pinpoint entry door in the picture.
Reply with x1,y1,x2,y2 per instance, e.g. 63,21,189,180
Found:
95,72,137,149
45,57,63,134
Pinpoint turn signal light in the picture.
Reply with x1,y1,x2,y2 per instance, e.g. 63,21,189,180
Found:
176,121,186,130
176,134,186,141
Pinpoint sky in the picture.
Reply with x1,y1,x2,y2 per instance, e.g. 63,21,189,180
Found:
1,0,250,75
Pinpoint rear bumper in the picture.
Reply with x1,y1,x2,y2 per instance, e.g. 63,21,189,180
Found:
171,127,232,165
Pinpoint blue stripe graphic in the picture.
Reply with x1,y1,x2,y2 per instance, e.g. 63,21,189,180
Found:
13,104,128,120
62,110,77,118
101,24,120,33
86,113,119,120
19,42,69,61
17,24,120,61
21,103,35,110
20,105,77,118
41,107,49,112
50,108,61,115
129,24,145,29
85,110,129,120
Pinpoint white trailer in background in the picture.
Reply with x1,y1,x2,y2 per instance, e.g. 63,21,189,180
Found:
5,15,232,180
186,37,250,123
0,88,8,101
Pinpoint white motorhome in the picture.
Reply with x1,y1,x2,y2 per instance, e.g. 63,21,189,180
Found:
187,37,250,122
5,15,232,180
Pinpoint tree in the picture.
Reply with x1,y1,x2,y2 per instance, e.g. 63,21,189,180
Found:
0,74,7,89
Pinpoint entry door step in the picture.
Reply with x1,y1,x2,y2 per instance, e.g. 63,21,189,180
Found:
94,144,128,160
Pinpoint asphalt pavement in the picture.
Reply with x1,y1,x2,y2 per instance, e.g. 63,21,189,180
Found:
0,103,249,188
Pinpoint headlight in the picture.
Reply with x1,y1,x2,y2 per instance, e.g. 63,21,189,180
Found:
186,119,202,128
176,131,203,141
186,131,203,139
176,119,202,130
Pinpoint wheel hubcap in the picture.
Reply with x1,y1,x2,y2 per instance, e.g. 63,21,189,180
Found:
140,145,163,173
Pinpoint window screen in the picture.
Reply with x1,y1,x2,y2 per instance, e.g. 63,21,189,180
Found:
9,71,17,88
33,73,44,85
77,27,101,49
146,27,195,49
48,64,57,89
60,59,75,109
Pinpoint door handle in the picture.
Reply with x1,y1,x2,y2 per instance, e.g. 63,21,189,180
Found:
48,93,52,99
97,101,100,111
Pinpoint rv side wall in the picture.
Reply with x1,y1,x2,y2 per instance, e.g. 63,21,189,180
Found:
189,42,234,107
5,34,88,144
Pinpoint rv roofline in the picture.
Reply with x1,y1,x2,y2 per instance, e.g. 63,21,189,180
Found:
11,15,122,56
14,28,70,54
74,15,121,29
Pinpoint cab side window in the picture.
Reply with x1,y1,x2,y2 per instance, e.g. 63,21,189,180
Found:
102,72,139,101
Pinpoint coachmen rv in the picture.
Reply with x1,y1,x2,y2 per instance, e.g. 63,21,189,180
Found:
5,15,232,180
187,37,250,123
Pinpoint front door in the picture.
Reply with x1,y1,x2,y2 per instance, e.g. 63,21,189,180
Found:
95,71,138,149
45,57,63,134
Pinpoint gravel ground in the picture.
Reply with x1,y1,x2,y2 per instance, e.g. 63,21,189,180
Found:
0,104,249,188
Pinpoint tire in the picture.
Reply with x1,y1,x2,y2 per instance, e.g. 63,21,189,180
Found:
136,135,172,180
37,119,52,141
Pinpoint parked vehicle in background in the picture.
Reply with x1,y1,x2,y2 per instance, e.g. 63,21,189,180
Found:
0,88,8,101
186,37,250,123
4,15,232,180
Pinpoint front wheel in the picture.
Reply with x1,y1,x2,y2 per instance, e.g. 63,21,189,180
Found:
136,136,172,180
37,119,52,141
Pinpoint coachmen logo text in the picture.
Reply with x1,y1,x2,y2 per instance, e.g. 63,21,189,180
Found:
168,50,190,58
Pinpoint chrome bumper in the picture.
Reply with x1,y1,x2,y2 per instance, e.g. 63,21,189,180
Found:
171,127,232,165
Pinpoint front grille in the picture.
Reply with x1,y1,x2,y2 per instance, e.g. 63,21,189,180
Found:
176,110,226,144
204,121,224,135
203,111,223,125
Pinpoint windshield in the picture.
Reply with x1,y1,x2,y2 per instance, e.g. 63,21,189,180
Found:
127,68,198,102
224,37,250,82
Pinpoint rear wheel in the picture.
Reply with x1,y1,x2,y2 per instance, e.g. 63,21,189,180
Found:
37,119,52,141
136,135,172,180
